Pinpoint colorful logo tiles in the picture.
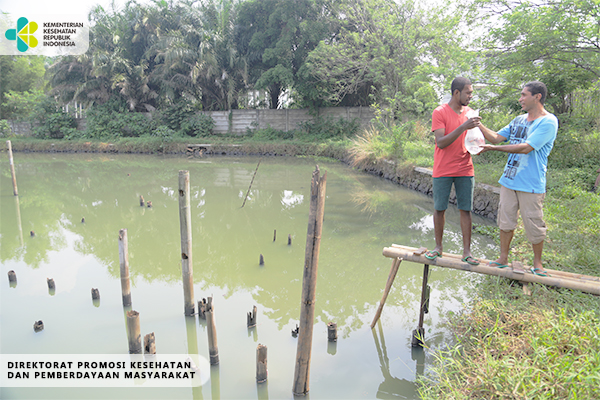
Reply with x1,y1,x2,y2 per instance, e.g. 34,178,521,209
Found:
5,17,39,52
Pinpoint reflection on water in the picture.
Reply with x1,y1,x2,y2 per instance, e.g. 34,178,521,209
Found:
1,154,497,399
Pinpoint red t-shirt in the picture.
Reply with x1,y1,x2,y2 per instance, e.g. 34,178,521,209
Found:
431,103,474,178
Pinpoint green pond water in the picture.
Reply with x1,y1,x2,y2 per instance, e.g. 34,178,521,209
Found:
1,153,498,399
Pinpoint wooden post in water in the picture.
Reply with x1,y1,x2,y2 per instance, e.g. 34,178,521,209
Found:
247,305,257,328
139,195,144,207
91,288,100,300
371,257,402,328
7,140,18,196
8,270,17,283
178,170,195,316
144,332,156,354
127,310,142,354
256,344,268,383
327,322,337,342
206,297,219,365
118,229,132,307
273,230,276,242
293,166,327,396
412,264,430,347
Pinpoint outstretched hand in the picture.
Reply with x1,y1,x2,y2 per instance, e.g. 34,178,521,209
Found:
462,116,481,130
477,144,494,154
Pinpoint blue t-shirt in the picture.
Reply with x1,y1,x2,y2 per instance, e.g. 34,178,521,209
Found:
497,113,558,193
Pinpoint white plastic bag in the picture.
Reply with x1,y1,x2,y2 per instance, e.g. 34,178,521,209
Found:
464,109,485,155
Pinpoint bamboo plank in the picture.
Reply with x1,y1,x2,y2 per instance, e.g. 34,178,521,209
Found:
383,246,600,296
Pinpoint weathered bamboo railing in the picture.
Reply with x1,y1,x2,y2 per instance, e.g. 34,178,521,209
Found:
383,244,600,295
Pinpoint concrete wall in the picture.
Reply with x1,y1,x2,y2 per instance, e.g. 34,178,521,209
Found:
204,107,375,135
5,107,375,137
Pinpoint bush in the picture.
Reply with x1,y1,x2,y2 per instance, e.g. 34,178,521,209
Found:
85,98,156,138
180,113,215,137
0,120,13,137
31,96,76,139
297,116,359,141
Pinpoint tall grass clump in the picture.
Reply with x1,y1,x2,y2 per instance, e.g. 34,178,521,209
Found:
349,119,433,168
418,295,600,400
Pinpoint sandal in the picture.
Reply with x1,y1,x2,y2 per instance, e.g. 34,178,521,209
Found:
488,261,509,268
425,250,442,260
530,267,549,277
462,256,480,265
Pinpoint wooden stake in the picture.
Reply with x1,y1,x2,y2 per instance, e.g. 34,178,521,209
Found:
206,297,219,365
288,234,292,246
293,166,327,396
241,158,261,208
144,332,156,354
327,322,337,342
412,264,430,347
370,257,402,328
91,288,100,300
47,278,55,290
8,270,16,283
118,229,132,307
256,344,268,383
33,320,44,332
178,170,195,316
259,254,264,266
273,229,276,242
127,310,142,354
7,140,18,196
140,195,145,207
198,298,207,320
247,305,257,328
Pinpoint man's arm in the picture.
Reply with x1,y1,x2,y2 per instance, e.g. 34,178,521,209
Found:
434,117,481,149
479,124,507,145
479,142,534,154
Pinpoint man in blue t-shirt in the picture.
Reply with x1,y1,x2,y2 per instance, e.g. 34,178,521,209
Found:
478,81,559,275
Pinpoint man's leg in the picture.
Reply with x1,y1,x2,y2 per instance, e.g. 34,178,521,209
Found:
518,191,547,271
497,229,514,265
494,186,519,266
532,241,544,270
430,177,453,257
454,177,475,260
433,209,445,254
460,209,473,259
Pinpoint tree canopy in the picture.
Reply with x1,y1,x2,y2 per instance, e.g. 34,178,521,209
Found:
1,0,598,117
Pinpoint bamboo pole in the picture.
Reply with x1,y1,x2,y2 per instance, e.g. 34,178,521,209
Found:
15,196,24,247
118,229,132,307
206,297,219,365
412,264,430,347
370,257,402,328
256,344,268,383
144,332,156,354
293,166,327,396
241,158,261,208
126,310,142,354
383,245,600,295
7,140,18,196
178,171,195,316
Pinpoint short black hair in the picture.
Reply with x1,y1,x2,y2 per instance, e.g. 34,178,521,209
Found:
524,81,548,104
451,77,472,95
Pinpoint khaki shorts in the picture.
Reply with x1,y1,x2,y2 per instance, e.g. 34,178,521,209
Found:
498,186,546,244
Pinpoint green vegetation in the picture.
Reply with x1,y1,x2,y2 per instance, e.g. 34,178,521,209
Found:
2,0,600,397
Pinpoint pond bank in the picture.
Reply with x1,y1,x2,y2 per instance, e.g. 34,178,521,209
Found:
6,139,500,220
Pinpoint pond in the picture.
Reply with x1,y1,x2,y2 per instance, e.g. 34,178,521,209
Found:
1,153,498,399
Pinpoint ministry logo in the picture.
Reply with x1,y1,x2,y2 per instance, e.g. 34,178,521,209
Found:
1,13,88,56
4,17,38,52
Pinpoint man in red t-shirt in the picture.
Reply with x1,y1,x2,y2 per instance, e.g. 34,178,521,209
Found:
425,77,481,265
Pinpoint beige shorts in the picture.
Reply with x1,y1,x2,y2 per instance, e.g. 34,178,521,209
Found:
498,186,546,244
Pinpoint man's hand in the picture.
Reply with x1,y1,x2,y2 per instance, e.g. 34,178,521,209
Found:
462,116,481,130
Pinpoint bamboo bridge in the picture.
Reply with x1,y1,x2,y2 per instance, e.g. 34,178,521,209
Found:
373,244,600,346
